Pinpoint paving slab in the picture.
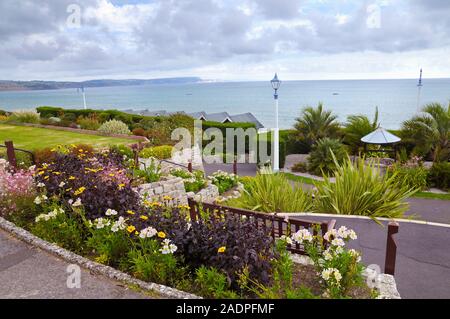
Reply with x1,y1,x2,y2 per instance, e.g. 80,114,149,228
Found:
0,229,154,299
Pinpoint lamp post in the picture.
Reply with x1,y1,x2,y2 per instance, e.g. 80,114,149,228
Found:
270,73,281,172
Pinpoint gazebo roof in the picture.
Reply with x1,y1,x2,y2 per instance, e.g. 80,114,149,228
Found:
361,127,401,144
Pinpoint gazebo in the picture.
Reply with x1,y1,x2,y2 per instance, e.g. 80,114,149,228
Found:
361,127,401,156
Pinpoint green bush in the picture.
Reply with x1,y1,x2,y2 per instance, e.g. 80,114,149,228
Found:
170,169,207,193
195,266,238,299
226,172,313,213
209,170,238,194
291,162,308,173
109,144,134,160
98,119,131,135
139,145,173,160
387,162,429,191
7,110,40,124
428,162,450,191
308,138,347,176
77,117,101,130
314,156,417,220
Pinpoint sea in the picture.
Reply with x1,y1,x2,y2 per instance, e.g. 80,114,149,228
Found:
0,78,449,130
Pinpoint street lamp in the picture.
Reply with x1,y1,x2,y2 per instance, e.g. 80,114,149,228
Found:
270,73,281,172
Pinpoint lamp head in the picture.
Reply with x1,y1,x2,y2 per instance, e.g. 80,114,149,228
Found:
271,73,281,90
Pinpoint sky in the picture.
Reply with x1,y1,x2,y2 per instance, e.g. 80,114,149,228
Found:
1,0,450,82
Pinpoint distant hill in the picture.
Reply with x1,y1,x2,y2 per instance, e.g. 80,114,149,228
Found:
0,77,203,91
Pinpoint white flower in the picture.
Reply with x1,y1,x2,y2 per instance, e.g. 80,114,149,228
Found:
349,249,362,262
37,182,45,188
159,238,178,254
334,270,342,282
34,196,42,205
59,181,66,188
321,268,332,281
337,226,348,238
323,249,333,261
139,226,157,238
324,229,337,241
335,246,344,254
331,238,345,247
348,229,357,240
111,217,126,232
71,198,82,207
322,268,341,284
291,229,313,244
94,218,110,229
105,208,118,216
280,235,293,245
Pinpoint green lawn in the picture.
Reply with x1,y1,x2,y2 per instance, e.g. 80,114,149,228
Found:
0,123,134,150
282,172,450,201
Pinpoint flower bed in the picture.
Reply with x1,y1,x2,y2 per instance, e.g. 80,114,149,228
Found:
0,147,380,299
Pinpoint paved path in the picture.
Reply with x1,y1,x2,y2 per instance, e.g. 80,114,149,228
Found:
294,215,450,299
0,229,153,299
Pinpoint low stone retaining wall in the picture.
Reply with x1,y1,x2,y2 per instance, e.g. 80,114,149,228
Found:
136,177,187,205
187,182,219,203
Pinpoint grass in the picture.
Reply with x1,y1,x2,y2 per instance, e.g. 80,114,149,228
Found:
282,173,450,201
0,123,134,150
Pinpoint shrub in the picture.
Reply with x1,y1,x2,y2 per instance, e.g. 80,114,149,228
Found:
35,150,142,220
77,117,101,130
314,156,417,219
34,148,57,165
291,162,308,173
0,115,8,122
170,169,207,193
31,202,86,254
293,226,364,298
139,145,173,160
98,119,131,135
308,138,347,176
128,237,185,286
133,158,161,183
86,223,133,269
0,159,36,223
132,127,146,136
195,266,238,298
226,172,313,213
387,157,429,191
209,171,238,194
7,110,40,124
109,144,134,160
428,162,450,191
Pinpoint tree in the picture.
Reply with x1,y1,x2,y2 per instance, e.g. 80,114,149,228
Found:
294,103,341,148
344,107,379,154
401,103,450,162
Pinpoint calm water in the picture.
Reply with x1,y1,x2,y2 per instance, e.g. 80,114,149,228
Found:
0,79,449,129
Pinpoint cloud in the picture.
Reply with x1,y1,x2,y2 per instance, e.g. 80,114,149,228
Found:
0,0,449,81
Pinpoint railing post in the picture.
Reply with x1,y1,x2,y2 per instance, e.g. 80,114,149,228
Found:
187,197,197,222
233,158,237,175
188,161,193,173
5,141,17,169
385,222,399,276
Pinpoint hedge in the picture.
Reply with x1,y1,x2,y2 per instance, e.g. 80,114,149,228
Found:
257,133,287,169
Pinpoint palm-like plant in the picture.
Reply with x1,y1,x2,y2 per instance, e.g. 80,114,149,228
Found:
294,103,341,147
344,107,379,154
401,103,450,162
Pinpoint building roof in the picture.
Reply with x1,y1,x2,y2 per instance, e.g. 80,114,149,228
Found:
361,127,401,144
188,111,264,128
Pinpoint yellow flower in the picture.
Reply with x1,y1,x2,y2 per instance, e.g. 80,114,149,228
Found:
118,183,126,190
65,188,72,192
127,225,136,233
53,171,61,175
74,187,86,196
135,231,139,235
68,176,76,180
218,246,226,253
44,176,49,180
163,195,173,201
78,149,84,153
127,210,135,215
157,231,166,239
140,215,148,221
178,204,190,210
109,173,115,177
38,171,45,175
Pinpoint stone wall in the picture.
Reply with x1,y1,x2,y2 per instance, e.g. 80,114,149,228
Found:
186,182,219,203
136,177,188,205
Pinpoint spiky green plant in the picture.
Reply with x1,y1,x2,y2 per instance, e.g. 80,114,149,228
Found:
294,103,341,147
226,172,313,213
344,107,379,154
401,103,450,162
313,156,417,220
307,138,347,176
